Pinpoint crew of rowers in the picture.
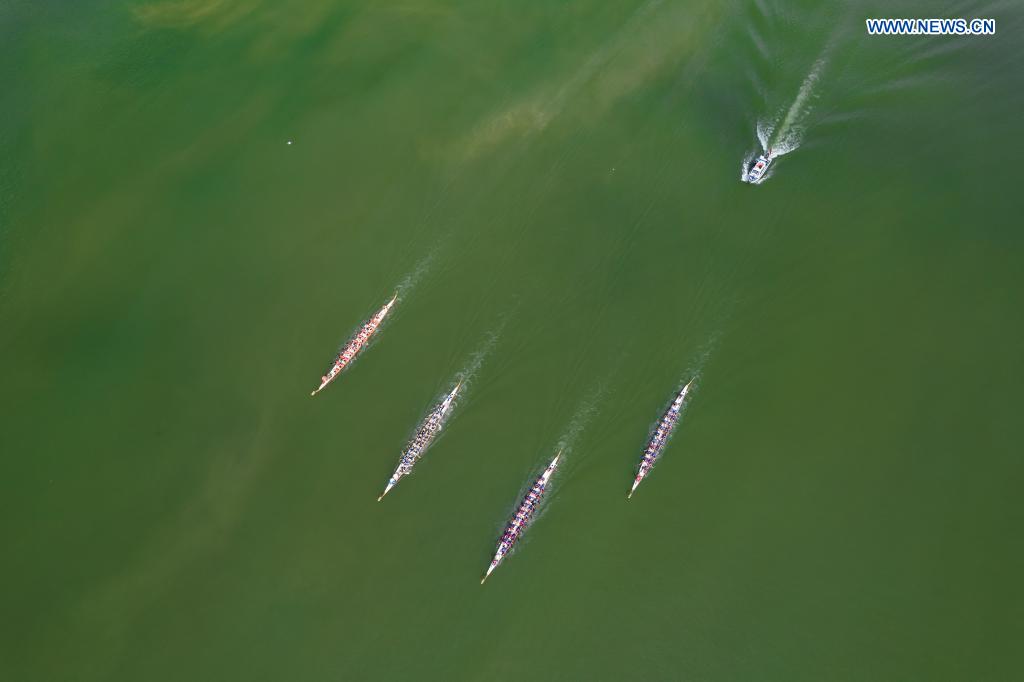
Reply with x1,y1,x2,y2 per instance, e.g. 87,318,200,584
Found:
321,316,383,382
387,387,460,485
495,483,546,552
394,409,446,476
396,440,427,475
640,409,681,468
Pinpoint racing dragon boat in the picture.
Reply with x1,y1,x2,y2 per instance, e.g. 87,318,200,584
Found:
628,378,694,499
378,381,462,501
481,451,561,584
310,294,397,397
744,150,773,184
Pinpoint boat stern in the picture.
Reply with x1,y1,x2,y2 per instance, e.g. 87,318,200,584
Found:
310,377,329,397
377,478,397,502
628,478,641,499
481,560,499,584
744,155,771,183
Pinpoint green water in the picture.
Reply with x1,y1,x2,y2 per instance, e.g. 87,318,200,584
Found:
3,1,1022,679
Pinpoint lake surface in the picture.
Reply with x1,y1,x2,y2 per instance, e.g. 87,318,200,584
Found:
2,1,1022,679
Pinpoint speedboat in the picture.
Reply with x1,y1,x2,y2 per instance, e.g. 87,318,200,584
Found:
744,153,772,183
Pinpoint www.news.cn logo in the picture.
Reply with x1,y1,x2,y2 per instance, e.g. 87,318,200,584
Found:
866,18,996,35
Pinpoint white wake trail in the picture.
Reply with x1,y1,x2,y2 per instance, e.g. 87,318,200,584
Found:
555,386,605,458
770,55,827,156
394,250,438,300
745,55,829,184
453,325,504,394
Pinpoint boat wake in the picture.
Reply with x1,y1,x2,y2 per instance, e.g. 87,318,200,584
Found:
394,250,437,300
454,328,501,390
744,55,828,184
554,386,604,458
771,55,827,155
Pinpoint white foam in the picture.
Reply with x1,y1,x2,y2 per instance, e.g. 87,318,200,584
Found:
393,250,437,301
453,324,503,391
554,385,605,458
761,56,828,161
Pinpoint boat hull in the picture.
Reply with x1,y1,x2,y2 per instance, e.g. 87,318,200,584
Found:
628,379,693,499
482,452,560,583
311,295,396,396
377,382,461,500
744,155,772,183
